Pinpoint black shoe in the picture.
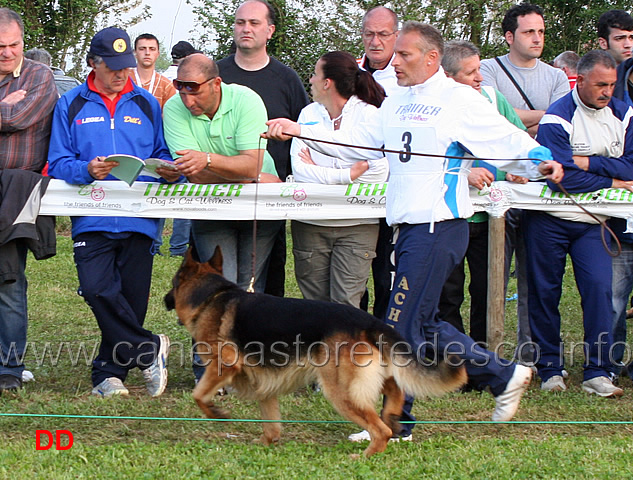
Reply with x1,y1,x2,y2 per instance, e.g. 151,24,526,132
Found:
0,374,23,394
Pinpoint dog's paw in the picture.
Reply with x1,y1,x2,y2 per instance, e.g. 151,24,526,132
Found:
210,405,230,419
349,453,362,460
257,434,281,446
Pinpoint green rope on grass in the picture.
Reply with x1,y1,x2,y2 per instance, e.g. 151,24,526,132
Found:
1,413,633,425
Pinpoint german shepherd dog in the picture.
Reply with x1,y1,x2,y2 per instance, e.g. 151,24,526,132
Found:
165,247,466,457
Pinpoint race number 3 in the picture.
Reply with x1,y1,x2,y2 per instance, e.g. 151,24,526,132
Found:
400,131,412,162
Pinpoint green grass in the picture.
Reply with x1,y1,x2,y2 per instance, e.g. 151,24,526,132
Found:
2,219,633,479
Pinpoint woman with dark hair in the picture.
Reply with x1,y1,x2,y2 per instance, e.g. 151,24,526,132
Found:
290,51,389,308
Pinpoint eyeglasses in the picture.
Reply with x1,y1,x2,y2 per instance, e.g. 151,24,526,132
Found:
361,30,397,41
173,77,216,93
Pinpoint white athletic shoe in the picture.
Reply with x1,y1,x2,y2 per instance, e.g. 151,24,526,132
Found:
492,364,532,421
92,377,129,397
582,376,623,398
541,375,566,392
143,334,170,397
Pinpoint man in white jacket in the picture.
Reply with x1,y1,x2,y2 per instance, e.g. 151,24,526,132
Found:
265,21,563,428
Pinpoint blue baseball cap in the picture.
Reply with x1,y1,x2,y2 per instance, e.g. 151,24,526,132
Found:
89,27,136,70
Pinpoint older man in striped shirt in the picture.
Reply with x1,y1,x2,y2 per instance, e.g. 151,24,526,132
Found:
0,7,57,394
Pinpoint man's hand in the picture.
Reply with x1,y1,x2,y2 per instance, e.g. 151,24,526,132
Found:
299,148,315,165
174,149,208,177
1,89,26,105
87,156,118,180
612,179,633,191
263,118,300,141
572,155,590,171
505,173,529,184
156,166,182,183
468,167,495,190
538,160,564,184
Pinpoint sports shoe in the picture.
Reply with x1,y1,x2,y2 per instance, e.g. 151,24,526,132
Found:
348,429,412,443
582,376,624,398
492,364,532,421
143,334,170,397
92,377,129,397
541,375,566,392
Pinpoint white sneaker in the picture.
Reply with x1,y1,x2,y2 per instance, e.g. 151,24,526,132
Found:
492,364,532,421
582,376,623,398
142,334,170,397
347,429,412,443
92,377,129,397
541,375,566,392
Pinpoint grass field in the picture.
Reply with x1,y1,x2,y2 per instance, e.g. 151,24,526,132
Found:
1,219,632,479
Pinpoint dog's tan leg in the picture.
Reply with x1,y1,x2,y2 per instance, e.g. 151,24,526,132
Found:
193,349,241,418
318,372,392,458
258,397,282,446
381,376,405,437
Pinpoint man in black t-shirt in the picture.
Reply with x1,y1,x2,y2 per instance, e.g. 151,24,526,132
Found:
218,0,308,298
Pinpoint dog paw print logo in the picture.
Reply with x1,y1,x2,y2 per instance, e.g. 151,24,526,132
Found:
90,186,106,201
293,188,307,202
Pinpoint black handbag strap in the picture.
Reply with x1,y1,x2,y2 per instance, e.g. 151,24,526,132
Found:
494,56,536,110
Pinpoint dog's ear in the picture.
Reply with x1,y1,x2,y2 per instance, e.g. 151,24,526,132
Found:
208,245,224,274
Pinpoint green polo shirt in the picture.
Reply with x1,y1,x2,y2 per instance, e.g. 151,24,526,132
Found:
163,82,277,176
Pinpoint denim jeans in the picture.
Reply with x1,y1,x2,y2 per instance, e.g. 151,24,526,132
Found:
191,219,282,380
154,218,191,255
611,242,633,369
0,241,27,378
191,219,283,292
169,219,191,255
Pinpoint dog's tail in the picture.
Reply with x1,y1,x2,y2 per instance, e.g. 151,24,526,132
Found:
373,331,467,398
391,354,467,398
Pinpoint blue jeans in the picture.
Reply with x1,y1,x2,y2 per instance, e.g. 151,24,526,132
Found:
191,219,283,381
611,242,633,369
169,219,191,255
0,241,27,378
154,219,191,255
192,219,283,292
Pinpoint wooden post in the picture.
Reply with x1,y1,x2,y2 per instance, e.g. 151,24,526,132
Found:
487,213,506,355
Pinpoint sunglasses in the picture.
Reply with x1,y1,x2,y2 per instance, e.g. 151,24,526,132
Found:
173,76,216,93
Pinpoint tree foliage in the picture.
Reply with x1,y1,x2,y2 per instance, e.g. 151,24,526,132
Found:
5,0,148,77
189,0,633,91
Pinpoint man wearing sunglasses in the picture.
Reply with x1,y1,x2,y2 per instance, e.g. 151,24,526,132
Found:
163,53,282,297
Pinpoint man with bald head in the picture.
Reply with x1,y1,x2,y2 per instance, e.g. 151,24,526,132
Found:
218,0,308,299
163,53,282,294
